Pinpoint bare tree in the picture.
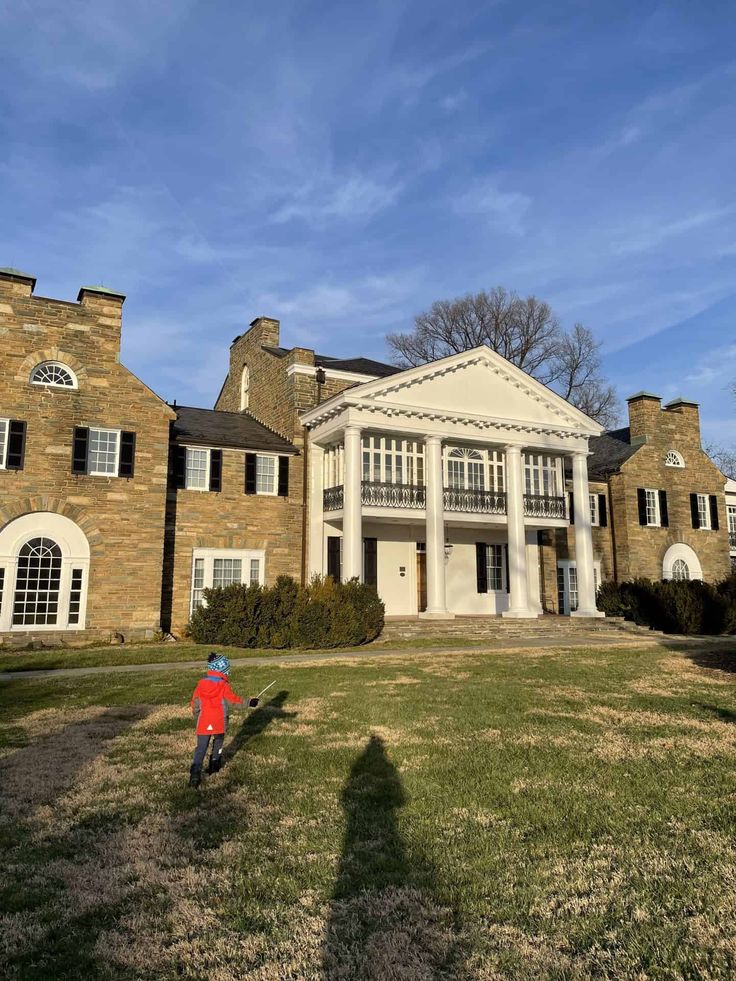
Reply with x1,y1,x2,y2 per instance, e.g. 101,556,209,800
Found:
387,288,620,427
705,443,736,479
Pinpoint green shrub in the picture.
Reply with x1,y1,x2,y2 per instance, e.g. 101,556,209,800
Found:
189,575,384,649
596,575,736,635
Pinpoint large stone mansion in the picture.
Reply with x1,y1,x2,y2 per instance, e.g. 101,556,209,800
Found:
0,267,734,645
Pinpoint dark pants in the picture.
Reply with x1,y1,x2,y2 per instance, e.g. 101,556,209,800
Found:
192,733,225,769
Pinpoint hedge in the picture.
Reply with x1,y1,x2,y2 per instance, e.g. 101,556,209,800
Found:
189,575,385,649
596,574,736,635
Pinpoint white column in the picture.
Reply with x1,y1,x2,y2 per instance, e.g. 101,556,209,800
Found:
308,442,324,578
502,444,535,618
421,435,453,618
342,426,362,581
571,451,604,617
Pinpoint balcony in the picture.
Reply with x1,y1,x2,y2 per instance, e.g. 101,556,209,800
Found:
523,493,567,519
323,485,344,511
444,487,506,514
361,481,426,509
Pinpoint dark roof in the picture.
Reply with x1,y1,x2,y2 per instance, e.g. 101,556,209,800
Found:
262,344,399,378
171,406,296,454
586,427,640,479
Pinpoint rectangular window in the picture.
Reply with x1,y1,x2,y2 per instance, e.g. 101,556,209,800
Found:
185,447,210,490
68,569,83,625
256,455,277,494
0,418,8,469
697,494,711,530
88,428,120,476
486,544,504,591
568,566,579,612
523,453,560,496
728,505,736,534
213,558,242,588
250,558,261,585
190,549,265,615
360,436,425,486
645,488,660,526
191,558,205,612
557,566,565,613
488,451,505,493
589,493,599,526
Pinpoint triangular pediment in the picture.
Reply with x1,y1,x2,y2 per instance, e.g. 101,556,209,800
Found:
348,347,602,434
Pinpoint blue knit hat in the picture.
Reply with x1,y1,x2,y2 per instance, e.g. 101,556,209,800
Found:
208,654,231,675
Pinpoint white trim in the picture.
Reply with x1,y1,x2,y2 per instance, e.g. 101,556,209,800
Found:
183,445,212,491
557,558,601,616
665,450,685,468
190,547,266,615
696,493,711,530
255,453,279,496
662,543,702,581
589,493,599,526
88,427,120,477
240,364,250,410
644,487,661,527
0,418,8,469
287,363,379,384
30,361,78,390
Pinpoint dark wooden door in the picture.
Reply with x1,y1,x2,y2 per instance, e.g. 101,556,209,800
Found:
416,550,427,612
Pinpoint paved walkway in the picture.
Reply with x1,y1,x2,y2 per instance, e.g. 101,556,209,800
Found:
0,632,682,681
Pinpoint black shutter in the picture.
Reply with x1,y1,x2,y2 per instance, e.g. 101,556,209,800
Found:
659,490,669,528
709,495,719,531
6,420,26,470
209,449,222,492
598,494,607,528
690,493,700,529
569,492,575,524
278,456,289,497
637,488,648,526
245,453,257,494
118,431,136,478
363,538,377,587
327,536,341,581
72,427,89,474
475,542,488,594
174,445,187,488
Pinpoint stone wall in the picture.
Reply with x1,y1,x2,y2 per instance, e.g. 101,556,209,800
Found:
0,271,174,643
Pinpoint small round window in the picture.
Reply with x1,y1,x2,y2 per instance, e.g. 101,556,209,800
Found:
664,450,684,468
31,361,77,389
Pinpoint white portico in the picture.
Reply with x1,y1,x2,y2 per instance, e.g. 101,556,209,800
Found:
302,346,604,619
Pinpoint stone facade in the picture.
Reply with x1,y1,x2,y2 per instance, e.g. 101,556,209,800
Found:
0,270,174,644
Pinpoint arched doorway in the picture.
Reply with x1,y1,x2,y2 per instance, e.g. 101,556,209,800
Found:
0,513,90,632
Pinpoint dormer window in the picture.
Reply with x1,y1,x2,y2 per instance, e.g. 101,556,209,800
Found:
240,365,250,410
665,450,684,468
31,361,77,389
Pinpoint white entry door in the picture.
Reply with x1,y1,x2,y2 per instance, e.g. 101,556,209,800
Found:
557,560,600,615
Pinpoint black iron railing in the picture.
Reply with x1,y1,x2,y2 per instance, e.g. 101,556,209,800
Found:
323,485,344,511
444,487,507,514
362,481,426,508
523,493,567,519
730,531,736,548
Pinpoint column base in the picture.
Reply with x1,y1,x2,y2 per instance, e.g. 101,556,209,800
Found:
570,609,606,619
502,609,539,619
419,610,456,620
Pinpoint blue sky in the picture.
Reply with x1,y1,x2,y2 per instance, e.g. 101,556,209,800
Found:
2,1,735,443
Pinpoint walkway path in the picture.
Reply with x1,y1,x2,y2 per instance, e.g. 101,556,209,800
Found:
0,632,687,681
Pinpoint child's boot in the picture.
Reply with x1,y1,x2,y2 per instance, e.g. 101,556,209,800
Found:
208,755,222,775
188,764,202,788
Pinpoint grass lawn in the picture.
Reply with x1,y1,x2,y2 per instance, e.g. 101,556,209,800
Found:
0,635,486,673
1,643,736,979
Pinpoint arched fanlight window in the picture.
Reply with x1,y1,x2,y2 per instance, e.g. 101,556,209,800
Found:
447,448,485,490
240,365,250,410
664,450,684,468
671,558,690,581
30,361,77,389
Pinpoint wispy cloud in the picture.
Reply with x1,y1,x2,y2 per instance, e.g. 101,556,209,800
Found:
271,172,404,226
452,179,532,235
611,208,733,256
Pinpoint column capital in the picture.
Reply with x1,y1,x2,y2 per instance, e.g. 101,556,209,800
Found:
504,443,523,455
344,424,361,438
571,449,591,460
425,434,443,447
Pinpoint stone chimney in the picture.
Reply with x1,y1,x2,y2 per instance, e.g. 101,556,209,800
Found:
0,267,36,298
663,397,701,444
626,392,662,443
247,316,280,349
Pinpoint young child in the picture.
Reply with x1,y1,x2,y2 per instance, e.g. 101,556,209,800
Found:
188,653,258,788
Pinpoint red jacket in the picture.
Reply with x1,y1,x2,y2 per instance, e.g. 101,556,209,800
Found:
190,671,243,735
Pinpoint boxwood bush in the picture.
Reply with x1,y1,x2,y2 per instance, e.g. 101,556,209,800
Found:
597,573,736,635
189,575,385,649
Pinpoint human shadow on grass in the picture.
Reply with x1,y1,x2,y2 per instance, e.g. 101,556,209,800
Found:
322,734,461,980
221,689,296,765
681,643,736,675
692,702,736,724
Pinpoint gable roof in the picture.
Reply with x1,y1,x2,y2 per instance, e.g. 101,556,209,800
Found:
586,428,640,479
171,406,296,453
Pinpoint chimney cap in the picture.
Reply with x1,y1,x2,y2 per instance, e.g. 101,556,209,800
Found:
0,267,36,287
664,396,699,409
626,390,662,402
77,284,126,303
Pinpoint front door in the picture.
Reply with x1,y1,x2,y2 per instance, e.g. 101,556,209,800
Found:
557,560,600,615
416,543,427,612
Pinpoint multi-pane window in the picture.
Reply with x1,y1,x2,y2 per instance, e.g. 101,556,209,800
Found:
68,569,83,625
645,489,660,526
696,494,711,530
568,566,579,612
523,454,561,496
447,448,485,490
672,559,690,581
12,537,62,626
359,436,425,486
0,418,7,469
589,494,599,526
486,544,504,591
728,505,736,537
185,448,210,490
250,559,261,584
213,558,242,589
664,450,684,468
190,549,265,614
191,558,205,612
30,362,76,388
88,428,119,476
256,455,276,494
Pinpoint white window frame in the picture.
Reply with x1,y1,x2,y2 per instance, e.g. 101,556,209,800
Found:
240,365,250,411
523,453,562,497
30,361,78,389
190,548,266,616
696,493,711,530
557,559,601,616
485,543,506,592
184,446,211,491
671,558,690,581
665,450,684,468
0,418,8,470
87,427,120,477
728,505,736,536
589,493,599,526
644,488,661,527
256,454,278,495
